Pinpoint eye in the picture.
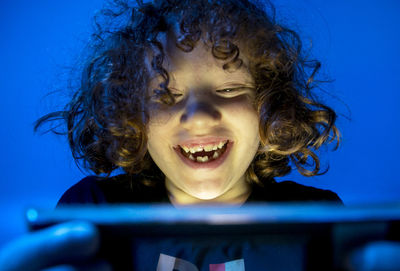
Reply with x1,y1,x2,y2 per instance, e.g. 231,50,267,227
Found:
169,89,184,102
216,88,238,95
216,87,253,97
149,89,183,104
152,88,183,97
217,88,235,93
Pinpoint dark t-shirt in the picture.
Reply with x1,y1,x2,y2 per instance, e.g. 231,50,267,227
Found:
57,174,342,271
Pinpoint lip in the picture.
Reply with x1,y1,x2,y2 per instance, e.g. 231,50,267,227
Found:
175,137,231,148
174,141,233,169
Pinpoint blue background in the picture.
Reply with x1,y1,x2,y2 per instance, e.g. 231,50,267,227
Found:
0,0,399,246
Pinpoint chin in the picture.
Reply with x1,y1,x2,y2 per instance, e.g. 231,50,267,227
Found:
183,178,227,201
188,187,224,201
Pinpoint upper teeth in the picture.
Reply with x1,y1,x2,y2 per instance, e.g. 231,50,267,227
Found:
180,140,227,153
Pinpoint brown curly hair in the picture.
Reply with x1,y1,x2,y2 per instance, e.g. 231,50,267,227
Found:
35,0,340,185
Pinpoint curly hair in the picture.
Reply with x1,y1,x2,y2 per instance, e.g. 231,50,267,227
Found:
35,0,340,185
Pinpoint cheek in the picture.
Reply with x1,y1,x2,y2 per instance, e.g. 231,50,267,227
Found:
146,119,168,156
223,97,260,145
146,129,170,172
218,92,256,111
223,96,259,124
147,101,182,127
146,107,179,157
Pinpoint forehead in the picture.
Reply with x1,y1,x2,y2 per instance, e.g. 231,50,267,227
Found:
148,31,254,86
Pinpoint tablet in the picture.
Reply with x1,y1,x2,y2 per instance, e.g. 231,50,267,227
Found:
26,203,400,271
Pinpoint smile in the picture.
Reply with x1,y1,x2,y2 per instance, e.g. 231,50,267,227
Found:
174,140,233,169
180,140,228,162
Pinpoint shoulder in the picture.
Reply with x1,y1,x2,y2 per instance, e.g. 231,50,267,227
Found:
57,174,168,206
249,180,343,204
57,176,105,205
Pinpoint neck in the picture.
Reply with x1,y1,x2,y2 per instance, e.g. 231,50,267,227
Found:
165,177,252,207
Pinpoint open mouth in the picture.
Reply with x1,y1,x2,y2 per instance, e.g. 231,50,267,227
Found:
179,140,229,163
174,140,232,168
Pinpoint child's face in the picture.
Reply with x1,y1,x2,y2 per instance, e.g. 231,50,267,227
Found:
146,34,260,203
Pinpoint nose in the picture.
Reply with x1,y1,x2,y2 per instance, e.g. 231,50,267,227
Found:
180,93,222,130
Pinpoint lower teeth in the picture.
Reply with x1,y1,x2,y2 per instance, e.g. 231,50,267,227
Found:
196,156,209,162
188,154,212,162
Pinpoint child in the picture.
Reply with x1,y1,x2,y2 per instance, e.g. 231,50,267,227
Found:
0,0,342,270
36,0,341,207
